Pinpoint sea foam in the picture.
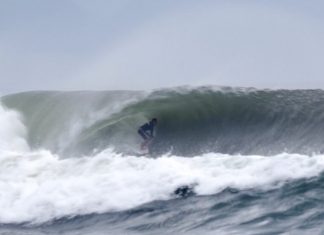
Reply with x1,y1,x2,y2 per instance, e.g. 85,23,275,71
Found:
0,149,323,224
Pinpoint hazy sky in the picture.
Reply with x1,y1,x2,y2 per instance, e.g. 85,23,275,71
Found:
1,0,324,94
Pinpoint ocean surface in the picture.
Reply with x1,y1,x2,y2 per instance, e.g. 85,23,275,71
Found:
1,86,324,235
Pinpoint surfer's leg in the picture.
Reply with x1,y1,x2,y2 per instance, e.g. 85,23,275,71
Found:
141,137,153,150
138,129,149,150
141,139,151,150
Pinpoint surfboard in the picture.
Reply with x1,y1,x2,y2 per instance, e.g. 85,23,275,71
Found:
124,149,149,157
122,144,150,157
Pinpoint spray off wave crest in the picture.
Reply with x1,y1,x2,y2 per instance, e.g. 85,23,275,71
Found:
1,87,324,225
0,102,29,152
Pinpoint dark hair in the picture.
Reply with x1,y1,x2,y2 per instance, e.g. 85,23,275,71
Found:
151,118,158,123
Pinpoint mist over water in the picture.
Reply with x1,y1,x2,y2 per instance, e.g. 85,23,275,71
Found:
1,87,324,234
0,104,29,152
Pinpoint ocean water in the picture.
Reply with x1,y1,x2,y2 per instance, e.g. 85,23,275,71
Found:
1,87,324,235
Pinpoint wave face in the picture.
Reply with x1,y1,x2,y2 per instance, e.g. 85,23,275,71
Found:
2,90,146,156
3,87,324,156
1,87,324,234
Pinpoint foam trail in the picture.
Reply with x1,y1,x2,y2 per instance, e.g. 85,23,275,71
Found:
0,103,29,152
0,149,323,224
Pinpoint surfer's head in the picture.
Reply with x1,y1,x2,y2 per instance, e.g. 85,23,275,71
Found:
151,118,158,125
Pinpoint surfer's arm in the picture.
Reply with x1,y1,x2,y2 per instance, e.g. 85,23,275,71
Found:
149,128,154,138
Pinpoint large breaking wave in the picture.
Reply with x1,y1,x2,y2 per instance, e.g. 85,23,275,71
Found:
3,87,324,156
1,86,324,226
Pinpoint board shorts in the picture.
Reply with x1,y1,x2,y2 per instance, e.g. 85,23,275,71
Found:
138,128,150,140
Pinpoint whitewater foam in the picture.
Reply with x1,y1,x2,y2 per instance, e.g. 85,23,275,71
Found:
0,102,29,152
0,149,324,224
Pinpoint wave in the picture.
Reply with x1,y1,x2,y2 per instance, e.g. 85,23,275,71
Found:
3,87,324,156
2,86,324,225
2,90,146,156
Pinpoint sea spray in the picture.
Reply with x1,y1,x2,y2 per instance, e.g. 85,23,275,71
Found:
0,148,323,224
0,102,29,152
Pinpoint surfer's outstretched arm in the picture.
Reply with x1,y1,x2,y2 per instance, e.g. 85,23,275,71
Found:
149,129,154,138
149,118,157,138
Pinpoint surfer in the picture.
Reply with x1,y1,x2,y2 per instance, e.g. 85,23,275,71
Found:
138,118,158,150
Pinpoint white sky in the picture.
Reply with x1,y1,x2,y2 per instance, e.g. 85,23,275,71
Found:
1,0,324,94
